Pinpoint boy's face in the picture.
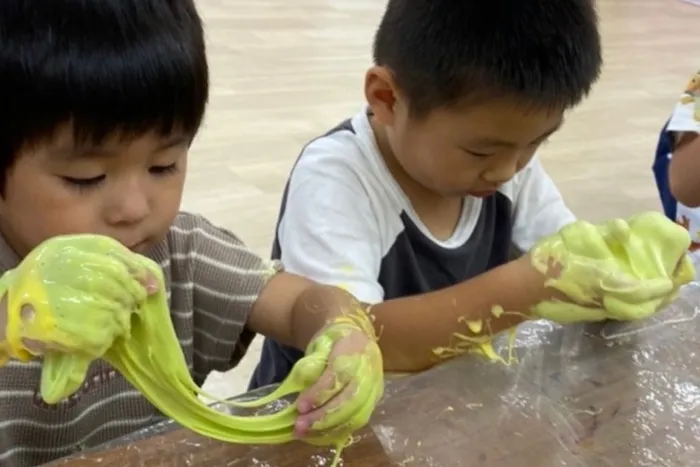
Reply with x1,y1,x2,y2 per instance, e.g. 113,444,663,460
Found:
366,68,564,198
0,126,188,257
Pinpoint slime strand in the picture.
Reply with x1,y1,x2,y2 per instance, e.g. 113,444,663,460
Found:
0,235,383,467
432,312,521,366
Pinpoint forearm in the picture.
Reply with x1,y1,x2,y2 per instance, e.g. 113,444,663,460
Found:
249,272,369,351
289,283,366,351
669,133,700,207
370,256,549,372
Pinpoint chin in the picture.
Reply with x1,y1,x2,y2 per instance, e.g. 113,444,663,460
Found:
128,241,152,254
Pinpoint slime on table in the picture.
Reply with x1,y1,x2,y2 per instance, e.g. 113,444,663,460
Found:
0,237,383,467
432,212,696,364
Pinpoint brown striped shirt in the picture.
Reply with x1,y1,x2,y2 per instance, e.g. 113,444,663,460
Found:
0,212,279,467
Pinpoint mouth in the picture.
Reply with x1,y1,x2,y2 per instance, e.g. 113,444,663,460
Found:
126,240,151,252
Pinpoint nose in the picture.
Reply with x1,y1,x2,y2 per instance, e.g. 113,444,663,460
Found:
104,179,151,227
482,156,519,185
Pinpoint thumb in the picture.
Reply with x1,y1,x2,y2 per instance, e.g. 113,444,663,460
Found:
40,352,93,404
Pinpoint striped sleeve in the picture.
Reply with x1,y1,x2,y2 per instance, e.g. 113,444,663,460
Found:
168,212,282,374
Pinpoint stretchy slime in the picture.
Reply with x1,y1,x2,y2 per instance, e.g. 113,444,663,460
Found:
433,212,695,365
0,235,383,466
530,212,694,323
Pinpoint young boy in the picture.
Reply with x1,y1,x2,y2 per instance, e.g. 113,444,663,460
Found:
653,69,700,276
0,1,383,466
249,0,691,390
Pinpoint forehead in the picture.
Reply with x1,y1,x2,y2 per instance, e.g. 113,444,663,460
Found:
27,124,188,162
420,99,565,146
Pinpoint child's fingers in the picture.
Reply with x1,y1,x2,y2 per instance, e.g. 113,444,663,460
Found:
114,253,159,296
534,299,607,324
294,380,357,438
298,376,383,441
295,365,347,415
600,276,674,304
297,330,368,413
134,270,159,295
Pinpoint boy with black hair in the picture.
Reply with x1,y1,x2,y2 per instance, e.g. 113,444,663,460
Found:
0,1,384,465
249,0,688,389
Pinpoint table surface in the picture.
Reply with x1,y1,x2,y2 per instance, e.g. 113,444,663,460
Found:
49,284,700,467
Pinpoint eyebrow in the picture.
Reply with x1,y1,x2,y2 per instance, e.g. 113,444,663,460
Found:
52,135,189,160
468,121,564,149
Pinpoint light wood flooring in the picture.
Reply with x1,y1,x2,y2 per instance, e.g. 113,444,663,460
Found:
188,0,700,397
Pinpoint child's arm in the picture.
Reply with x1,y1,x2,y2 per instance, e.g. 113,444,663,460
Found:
168,213,370,380
277,153,571,371
246,271,367,352
368,212,693,372
363,254,546,371
668,132,700,206
277,153,689,373
170,214,382,436
666,70,700,207
250,255,545,370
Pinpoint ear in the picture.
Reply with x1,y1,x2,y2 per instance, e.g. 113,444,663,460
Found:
364,66,400,127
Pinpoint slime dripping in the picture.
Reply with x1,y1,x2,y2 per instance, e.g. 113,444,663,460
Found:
2,238,383,467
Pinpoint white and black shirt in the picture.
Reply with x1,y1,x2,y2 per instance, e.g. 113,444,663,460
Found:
250,107,575,389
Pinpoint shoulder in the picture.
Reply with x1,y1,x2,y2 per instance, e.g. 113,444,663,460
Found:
167,212,245,250
285,110,403,221
496,156,555,204
292,115,377,186
161,212,279,274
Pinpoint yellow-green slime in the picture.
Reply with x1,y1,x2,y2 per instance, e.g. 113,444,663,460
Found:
433,212,695,364
0,235,383,466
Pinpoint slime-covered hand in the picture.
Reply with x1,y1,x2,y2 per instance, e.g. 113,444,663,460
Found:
0,234,381,466
225,308,383,459
0,235,156,367
279,312,383,442
530,212,694,324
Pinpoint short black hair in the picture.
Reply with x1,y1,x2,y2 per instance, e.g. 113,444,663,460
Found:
373,0,602,116
0,0,208,189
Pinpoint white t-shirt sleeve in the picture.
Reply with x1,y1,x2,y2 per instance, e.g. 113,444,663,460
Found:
277,143,385,304
667,72,700,134
510,156,576,252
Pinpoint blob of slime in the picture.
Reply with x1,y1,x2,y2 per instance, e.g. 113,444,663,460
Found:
0,235,383,466
433,212,695,364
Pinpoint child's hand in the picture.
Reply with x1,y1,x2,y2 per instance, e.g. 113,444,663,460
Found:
528,212,694,324
293,309,383,444
0,234,159,364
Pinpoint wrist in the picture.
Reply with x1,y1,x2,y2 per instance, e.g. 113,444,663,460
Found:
301,287,376,353
511,255,550,301
291,284,356,352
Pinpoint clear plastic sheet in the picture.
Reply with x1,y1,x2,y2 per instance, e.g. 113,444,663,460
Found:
54,282,700,466
369,281,700,466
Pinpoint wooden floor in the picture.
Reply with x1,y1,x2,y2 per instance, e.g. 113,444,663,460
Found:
189,0,700,397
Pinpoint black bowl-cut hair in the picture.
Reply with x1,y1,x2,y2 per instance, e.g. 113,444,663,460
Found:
373,0,602,116
0,0,209,190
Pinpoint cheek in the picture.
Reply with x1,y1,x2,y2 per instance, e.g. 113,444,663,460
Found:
2,177,101,244
393,130,439,173
402,137,479,185
158,172,185,210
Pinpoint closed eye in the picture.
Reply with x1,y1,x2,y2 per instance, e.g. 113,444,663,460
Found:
149,163,178,175
463,149,492,158
61,175,106,188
